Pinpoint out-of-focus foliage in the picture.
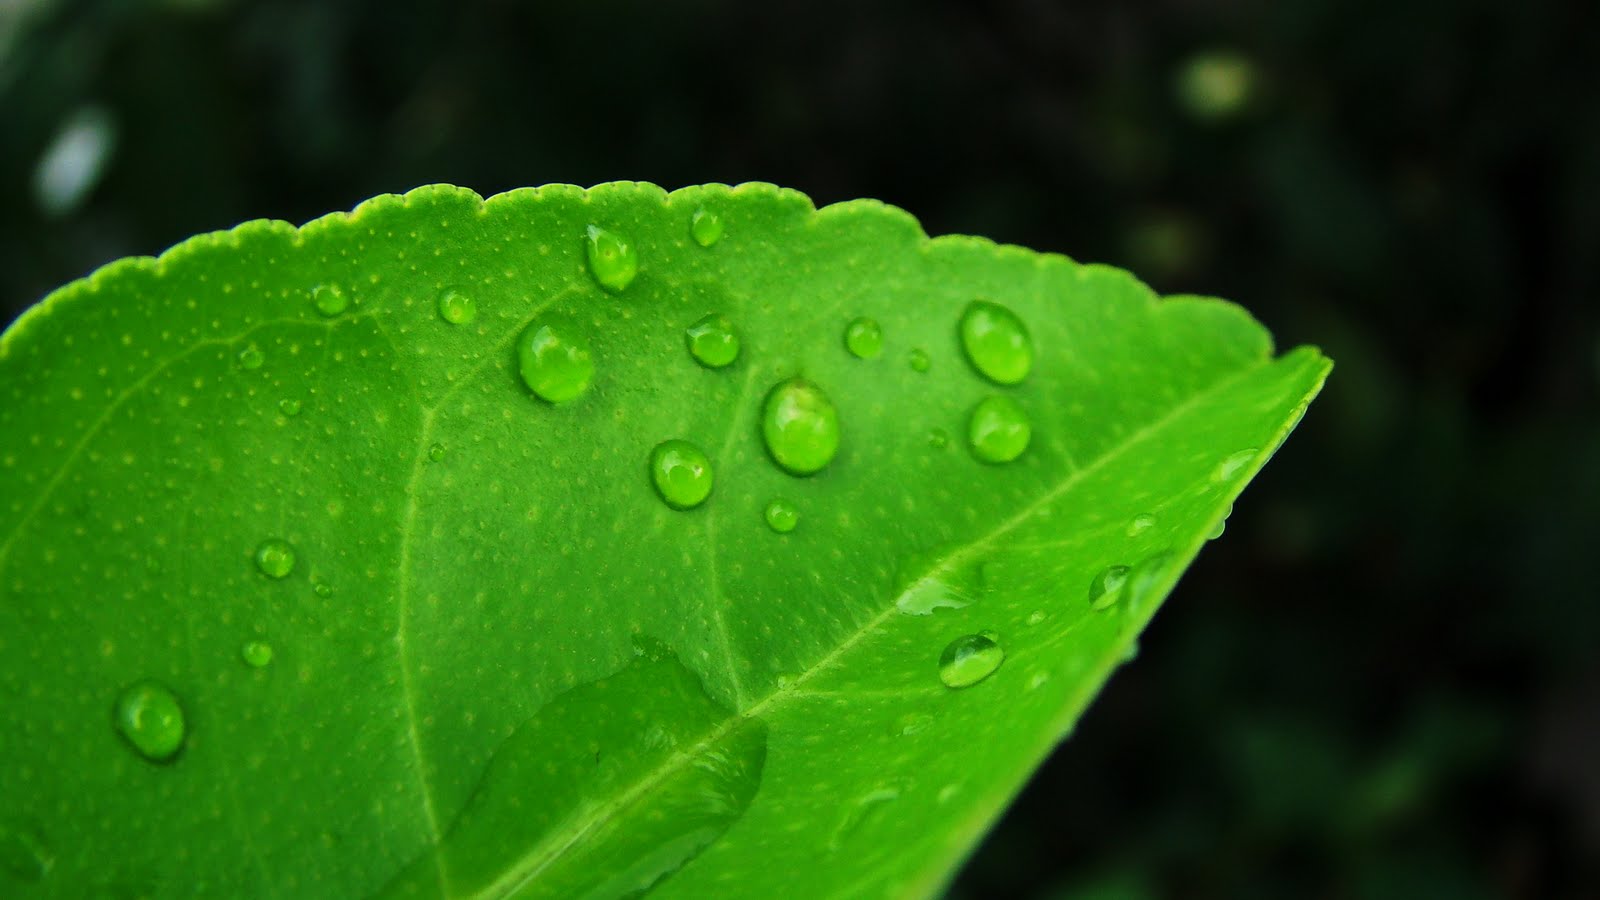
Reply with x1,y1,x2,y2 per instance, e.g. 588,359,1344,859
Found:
2,0,1596,896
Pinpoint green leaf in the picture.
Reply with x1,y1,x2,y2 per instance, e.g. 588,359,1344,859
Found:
0,182,1329,898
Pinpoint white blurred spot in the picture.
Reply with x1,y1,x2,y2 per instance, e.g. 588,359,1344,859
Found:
34,105,118,218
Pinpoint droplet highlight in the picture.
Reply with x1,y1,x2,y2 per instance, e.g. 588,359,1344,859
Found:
959,300,1032,384
254,538,295,579
1088,565,1130,610
764,498,799,534
938,631,1005,688
584,225,638,292
113,680,186,762
650,440,714,510
517,322,594,404
690,208,724,247
967,395,1031,464
844,317,883,359
761,378,841,476
685,313,740,369
312,284,348,317
436,289,477,325
241,640,273,668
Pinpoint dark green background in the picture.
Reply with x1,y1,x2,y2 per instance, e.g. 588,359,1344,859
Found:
3,1,1596,897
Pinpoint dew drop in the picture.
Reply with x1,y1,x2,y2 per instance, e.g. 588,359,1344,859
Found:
1121,640,1141,664
1215,448,1258,482
761,378,841,476
436,289,477,325
908,348,931,372
967,395,1031,464
254,538,295,579
237,344,264,370
0,822,52,882
889,712,934,737
764,498,799,534
428,442,446,462
278,398,301,417
1026,610,1047,626
584,225,638,292
313,581,333,599
685,313,740,369
649,440,714,510
690,208,724,247
938,631,1004,688
517,321,594,404
829,786,902,849
1127,513,1157,537
1028,671,1050,691
1088,564,1131,610
113,680,186,762
312,284,348,317
844,317,883,359
241,640,273,668
1206,505,1232,541
959,300,1032,384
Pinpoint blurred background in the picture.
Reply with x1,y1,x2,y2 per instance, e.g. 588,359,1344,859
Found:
3,0,1596,896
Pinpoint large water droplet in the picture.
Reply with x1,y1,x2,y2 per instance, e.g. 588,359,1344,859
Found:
1088,565,1130,610
908,348,931,372
113,680,186,762
959,300,1032,384
1215,448,1258,482
0,822,52,882
241,640,273,668
254,538,296,579
684,313,739,369
764,498,799,533
436,289,477,325
761,378,840,476
844,317,883,359
967,395,1031,463
517,322,594,404
237,344,264,370
650,440,714,510
690,208,724,247
584,225,638,292
938,631,1004,688
312,284,348,317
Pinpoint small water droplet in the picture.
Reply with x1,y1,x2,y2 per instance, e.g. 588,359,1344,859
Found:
241,640,273,668
761,378,841,476
829,786,902,849
1028,671,1050,690
1215,448,1258,482
889,712,934,737
428,442,446,462
312,284,348,317
313,581,333,599
1125,551,1174,611
0,822,52,882
844,317,883,359
967,395,1031,463
938,631,1004,688
237,344,264,370
436,289,477,325
908,348,931,372
1088,565,1130,610
113,680,186,762
278,398,301,417
1026,610,1047,626
764,498,799,534
928,428,949,449
517,321,594,404
959,300,1032,384
1127,513,1157,536
1121,640,1141,664
254,538,295,579
1206,505,1232,541
684,313,739,369
584,225,638,292
690,208,724,247
775,673,796,690
649,440,714,510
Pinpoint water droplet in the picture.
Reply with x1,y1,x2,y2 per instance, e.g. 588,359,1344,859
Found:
312,284,348,317
908,348,931,372
684,313,739,369
967,395,1031,463
1088,565,1130,610
649,440,714,510
829,786,902,849
1028,671,1050,690
1121,640,1141,664
1125,551,1174,611
844,317,883,359
254,538,295,579
959,300,1032,384
938,631,1004,688
584,225,638,292
1127,513,1157,536
237,344,264,370
516,321,594,404
428,442,446,462
113,680,186,762
1026,610,1047,626
889,712,934,737
241,640,273,668
764,498,799,534
1206,505,1232,541
0,822,52,882
313,581,333,599
928,428,949,449
1215,448,1258,482
761,378,840,476
775,673,796,691
278,398,301,417
894,549,979,616
690,208,724,247
436,289,477,325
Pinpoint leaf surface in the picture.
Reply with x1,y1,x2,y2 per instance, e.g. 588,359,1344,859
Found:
0,182,1328,898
